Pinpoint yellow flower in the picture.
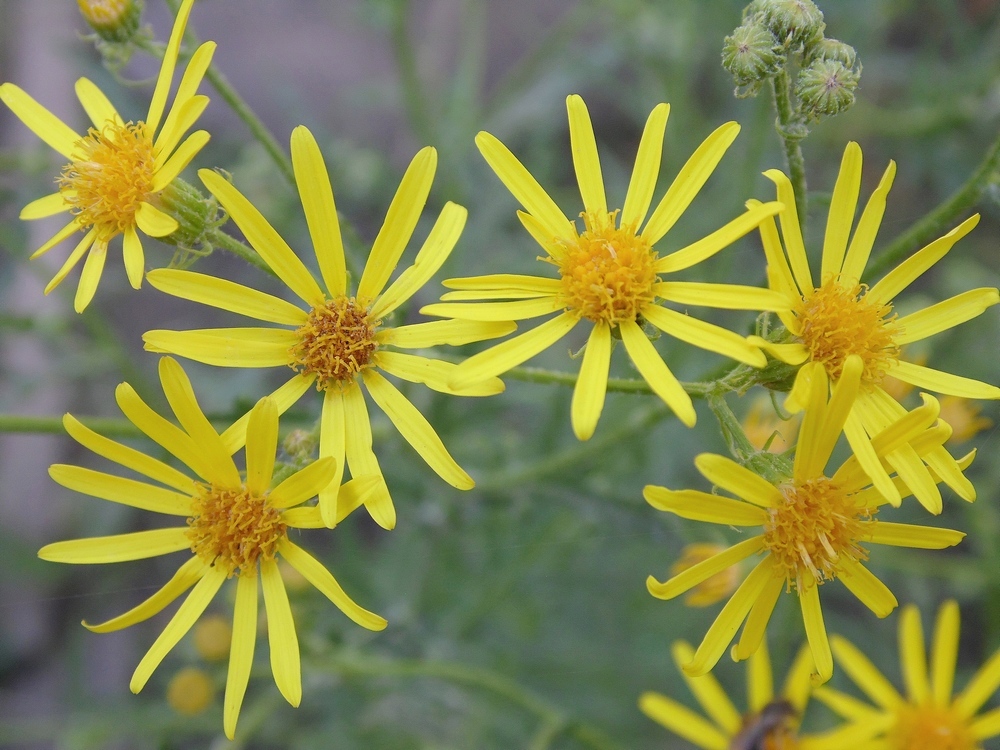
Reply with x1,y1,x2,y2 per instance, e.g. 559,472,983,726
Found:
38,357,386,740
939,396,993,444
743,394,801,453
0,0,213,312
419,94,789,439
815,601,1000,749
640,639,869,749
752,141,1000,513
670,543,742,607
644,355,967,682
143,126,510,530
167,667,215,717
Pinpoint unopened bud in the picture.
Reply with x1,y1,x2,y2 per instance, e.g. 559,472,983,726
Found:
166,667,215,716
722,22,784,90
77,0,143,43
760,0,825,48
808,37,857,67
158,177,223,266
796,58,860,120
193,614,232,662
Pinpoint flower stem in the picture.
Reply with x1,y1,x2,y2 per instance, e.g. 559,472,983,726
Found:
867,126,1000,279
770,70,808,222
204,227,276,277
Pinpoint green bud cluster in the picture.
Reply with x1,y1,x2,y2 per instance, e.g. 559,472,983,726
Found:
721,0,861,124
157,177,225,268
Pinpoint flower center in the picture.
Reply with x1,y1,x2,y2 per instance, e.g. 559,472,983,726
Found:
763,477,875,591
187,484,286,578
888,704,977,750
555,211,658,325
795,277,899,385
58,121,155,239
731,701,800,750
290,296,380,389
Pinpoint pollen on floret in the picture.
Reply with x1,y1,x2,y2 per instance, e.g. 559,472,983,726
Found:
290,296,380,390
888,704,976,750
187,484,286,578
59,121,155,239
795,277,899,385
555,211,658,326
763,477,875,592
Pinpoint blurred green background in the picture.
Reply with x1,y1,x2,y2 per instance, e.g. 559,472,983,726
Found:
2,0,1000,747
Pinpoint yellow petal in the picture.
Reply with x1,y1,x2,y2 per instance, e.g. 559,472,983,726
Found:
899,603,931,705
800,581,833,683
830,634,903,709
821,141,863,281
362,370,473,489
895,288,1000,345
475,130,575,241
653,201,782,274
867,522,965,548
279,539,387,630
62,413,194,492
83,557,205,633
151,130,210,192
342,384,395,530
269,457,336,511
782,644,817,715
143,327,299,368
122,225,145,290
49,464,192,515
646,536,764,600
747,639,774,713
199,169,325,306
931,600,960,707
135,202,179,238
443,273,562,294
733,573,783,663
621,102,669,230
449,312,578,389
838,558,897,618
841,160,896,283
223,573,257,740
145,0,197,134
693,454,783,507
290,125,346,297
74,77,122,129
518,209,568,257
245,397,278,495
378,320,516,349
763,168,813,293
812,686,883,722
74,238,107,313
888,360,1000,400
753,202,799,298
840,410,901,506
619,318,696,426
420,296,564,322
130,566,226,693
642,304,767,367
373,201,468,318
655,281,790,311
746,336,809,366
32,220,85,260
44,230,95,297
20,192,70,220
971,707,1000,741
571,322,611,441
638,692,728,750
0,83,81,159
868,214,980,305
318,389,347,527
375,352,505,397
955,643,1000,719
643,121,740,245
146,268,308,325
154,40,215,157
261,559,301,707
220,374,314,455
154,95,209,162
671,641,742,735
643,486,769,526
358,146,437,300
39,527,191,564
566,94,607,216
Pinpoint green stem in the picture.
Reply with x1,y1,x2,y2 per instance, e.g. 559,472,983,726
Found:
502,362,757,398
770,70,807,222
205,227,276,277
323,653,620,750
867,127,1000,280
389,0,435,147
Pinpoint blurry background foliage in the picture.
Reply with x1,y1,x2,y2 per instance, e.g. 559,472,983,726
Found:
1,0,1000,748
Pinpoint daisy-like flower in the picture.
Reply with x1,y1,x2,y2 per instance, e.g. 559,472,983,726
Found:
143,126,511,530
752,141,1000,513
419,94,789,439
0,0,213,312
645,355,967,682
815,601,1000,748
640,639,869,749
38,357,386,740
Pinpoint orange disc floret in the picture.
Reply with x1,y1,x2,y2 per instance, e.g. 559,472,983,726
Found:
187,484,286,577
291,296,380,389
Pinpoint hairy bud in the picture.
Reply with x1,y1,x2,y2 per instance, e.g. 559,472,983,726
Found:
77,0,143,43
759,0,825,48
796,58,860,120
808,36,857,67
722,21,784,91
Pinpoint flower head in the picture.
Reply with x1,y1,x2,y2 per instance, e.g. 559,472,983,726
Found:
420,94,789,440
0,0,212,311
816,601,1000,749
645,356,967,682
38,357,386,739
143,126,510,530
641,639,865,749
753,141,1000,513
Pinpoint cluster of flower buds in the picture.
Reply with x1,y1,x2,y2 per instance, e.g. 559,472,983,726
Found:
722,0,860,122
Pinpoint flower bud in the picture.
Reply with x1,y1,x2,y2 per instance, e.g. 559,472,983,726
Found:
807,36,857,67
760,0,825,48
158,177,223,264
722,21,784,89
796,58,860,120
166,667,215,716
193,614,231,662
77,0,143,44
